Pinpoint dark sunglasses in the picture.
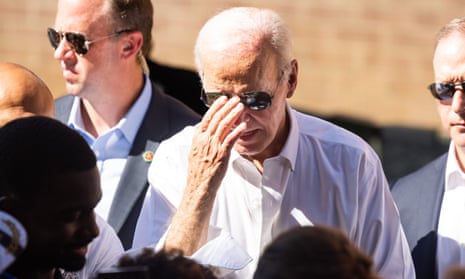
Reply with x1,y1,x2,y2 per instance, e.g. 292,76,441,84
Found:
428,81,465,101
47,28,132,55
201,90,273,111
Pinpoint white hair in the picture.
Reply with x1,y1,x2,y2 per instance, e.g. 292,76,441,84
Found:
194,7,293,83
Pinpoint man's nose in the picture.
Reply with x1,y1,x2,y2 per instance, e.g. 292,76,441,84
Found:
451,86,465,114
81,212,100,240
53,37,74,60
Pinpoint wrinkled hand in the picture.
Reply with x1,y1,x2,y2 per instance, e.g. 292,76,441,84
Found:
165,96,246,255
187,96,246,200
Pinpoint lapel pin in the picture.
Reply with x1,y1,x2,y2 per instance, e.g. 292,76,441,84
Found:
142,151,154,163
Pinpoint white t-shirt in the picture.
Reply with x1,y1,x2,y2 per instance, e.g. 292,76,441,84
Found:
77,214,124,279
437,141,465,279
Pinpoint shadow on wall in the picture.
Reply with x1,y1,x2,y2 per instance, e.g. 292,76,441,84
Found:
297,109,449,185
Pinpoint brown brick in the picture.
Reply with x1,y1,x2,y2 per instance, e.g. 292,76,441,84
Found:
1,0,463,132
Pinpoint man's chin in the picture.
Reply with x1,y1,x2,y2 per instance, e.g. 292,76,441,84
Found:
59,254,87,271
234,143,252,156
452,132,465,147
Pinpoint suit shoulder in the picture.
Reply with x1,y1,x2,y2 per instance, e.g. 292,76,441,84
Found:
54,94,74,105
54,94,74,123
391,153,447,194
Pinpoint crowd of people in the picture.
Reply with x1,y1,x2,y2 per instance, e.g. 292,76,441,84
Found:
2,0,465,279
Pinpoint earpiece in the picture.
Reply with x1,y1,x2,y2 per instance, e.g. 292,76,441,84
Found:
123,43,133,52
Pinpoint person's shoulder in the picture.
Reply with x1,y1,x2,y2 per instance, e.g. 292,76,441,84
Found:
294,110,371,150
54,94,74,105
154,125,196,158
54,94,74,122
391,152,447,191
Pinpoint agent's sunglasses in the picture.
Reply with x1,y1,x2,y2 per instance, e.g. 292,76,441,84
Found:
47,27,132,55
428,81,465,101
201,90,273,111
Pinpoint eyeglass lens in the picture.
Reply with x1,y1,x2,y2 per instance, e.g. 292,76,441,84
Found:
201,91,272,111
428,81,465,101
47,28,88,55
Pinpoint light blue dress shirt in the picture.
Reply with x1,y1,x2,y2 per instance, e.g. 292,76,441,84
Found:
67,75,152,220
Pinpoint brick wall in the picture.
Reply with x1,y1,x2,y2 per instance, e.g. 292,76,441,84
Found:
1,0,463,132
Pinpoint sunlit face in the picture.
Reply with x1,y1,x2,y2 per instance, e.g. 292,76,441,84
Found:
12,167,101,271
52,0,122,97
433,30,465,148
201,46,296,161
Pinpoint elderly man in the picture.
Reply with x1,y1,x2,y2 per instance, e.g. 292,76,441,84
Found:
0,62,123,278
133,7,415,278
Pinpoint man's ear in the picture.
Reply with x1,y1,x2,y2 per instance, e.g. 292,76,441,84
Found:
121,31,143,59
286,59,298,98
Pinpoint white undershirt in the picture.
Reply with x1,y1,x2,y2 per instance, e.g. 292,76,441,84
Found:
437,141,465,278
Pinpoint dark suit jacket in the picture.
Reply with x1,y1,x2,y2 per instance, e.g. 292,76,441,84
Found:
391,153,447,279
55,83,201,249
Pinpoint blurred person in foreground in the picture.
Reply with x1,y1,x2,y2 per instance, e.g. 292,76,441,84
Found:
97,248,217,279
0,116,100,279
133,6,414,279
392,16,465,279
443,266,465,279
0,61,124,279
0,62,54,125
49,0,200,249
253,226,381,279
0,211,27,275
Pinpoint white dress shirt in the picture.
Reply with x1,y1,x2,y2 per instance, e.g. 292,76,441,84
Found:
437,141,465,279
133,104,415,279
77,214,124,279
67,75,152,220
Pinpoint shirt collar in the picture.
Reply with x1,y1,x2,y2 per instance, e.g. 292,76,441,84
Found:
278,103,298,171
445,140,465,191
67,74,152,144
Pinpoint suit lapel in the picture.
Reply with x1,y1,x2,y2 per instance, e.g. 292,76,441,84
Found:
416,155,445,279
54,95,74,123
393,153,446,279
106,85,172,232
107,141,159,232
414,154,446,238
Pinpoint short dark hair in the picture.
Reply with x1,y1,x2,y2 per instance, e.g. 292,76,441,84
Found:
0,116,96,199
254,226,380,279
108,0,153,56
111,248,217,279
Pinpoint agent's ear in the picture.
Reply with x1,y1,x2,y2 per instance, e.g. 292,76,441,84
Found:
121,31,143,59
286,59,298,98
